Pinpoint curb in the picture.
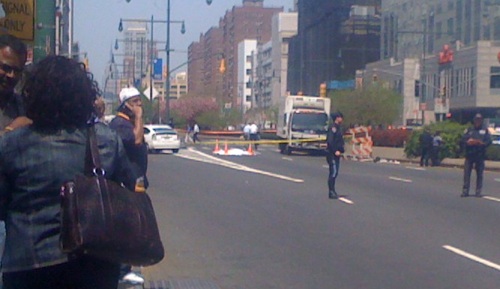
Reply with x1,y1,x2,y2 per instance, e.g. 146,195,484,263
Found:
368,156,500,172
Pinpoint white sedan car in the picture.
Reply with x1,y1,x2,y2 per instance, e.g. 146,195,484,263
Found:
144,125,181,153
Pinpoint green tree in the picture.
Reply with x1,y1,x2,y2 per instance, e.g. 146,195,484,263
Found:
329,84,403,126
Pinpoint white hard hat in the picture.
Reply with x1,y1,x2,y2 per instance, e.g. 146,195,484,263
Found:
119,87,141,104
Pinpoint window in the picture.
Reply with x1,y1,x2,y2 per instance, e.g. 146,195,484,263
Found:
448,1,454,11
246,69,252,75
490,67,500,89
245,95,251,102
436,22,442,39
447,18,454,36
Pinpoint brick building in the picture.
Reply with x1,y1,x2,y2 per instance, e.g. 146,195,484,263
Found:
188,0,282,109
187,40,204,97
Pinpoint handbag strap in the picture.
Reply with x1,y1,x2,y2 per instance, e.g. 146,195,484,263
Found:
85,125,104,176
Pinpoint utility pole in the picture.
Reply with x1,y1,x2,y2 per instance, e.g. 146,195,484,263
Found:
34,0,56,62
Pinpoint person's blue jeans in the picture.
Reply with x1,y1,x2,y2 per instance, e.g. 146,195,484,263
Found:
327,154,341,193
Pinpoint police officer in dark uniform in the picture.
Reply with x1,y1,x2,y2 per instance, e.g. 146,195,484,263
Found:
461,113,491,197
326,112,345,199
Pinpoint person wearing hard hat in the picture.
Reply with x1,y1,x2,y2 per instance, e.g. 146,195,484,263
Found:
108,87,147,285
326,112,345,199
460,113,491,198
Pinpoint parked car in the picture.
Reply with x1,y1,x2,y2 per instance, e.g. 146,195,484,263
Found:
144,125,181,153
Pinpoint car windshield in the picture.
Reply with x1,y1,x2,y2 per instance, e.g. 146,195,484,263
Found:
291,112,328,133
153,128,176,135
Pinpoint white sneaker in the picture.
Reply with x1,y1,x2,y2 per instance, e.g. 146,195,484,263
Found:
120,272,145,285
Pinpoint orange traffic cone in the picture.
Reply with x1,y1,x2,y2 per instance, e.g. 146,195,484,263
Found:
213,139,220,153
224,140,229,155
247,143,254,156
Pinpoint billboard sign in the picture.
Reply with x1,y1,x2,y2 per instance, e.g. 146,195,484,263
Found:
0,1,35,41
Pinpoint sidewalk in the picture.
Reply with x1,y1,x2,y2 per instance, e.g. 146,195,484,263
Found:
346,146,500,171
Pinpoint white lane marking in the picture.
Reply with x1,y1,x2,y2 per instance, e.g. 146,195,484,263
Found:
282,157,293,161
176,148,304,183
443,245,500,272
389,176,413,183
338,197,354,205
406,166,426,171
323,165,329,169
483,196,500,203
494,178,500,182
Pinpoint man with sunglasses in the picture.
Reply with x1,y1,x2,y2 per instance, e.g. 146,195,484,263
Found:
0,34,30,134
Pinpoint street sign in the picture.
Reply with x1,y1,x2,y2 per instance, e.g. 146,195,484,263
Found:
0,0,35,41
153,58,163,80
144,86,159,100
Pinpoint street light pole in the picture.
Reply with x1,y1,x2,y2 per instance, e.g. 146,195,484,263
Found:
150,15,157,122
165,0,171,124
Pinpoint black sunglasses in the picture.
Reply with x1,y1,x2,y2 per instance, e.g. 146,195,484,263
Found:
0,61,23,75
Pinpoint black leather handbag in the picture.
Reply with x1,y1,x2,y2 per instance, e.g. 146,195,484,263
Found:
60,125,164,266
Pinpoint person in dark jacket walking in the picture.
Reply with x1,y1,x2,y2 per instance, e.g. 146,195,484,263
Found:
419,128,433,167
460,113,491,197
326,112,345,199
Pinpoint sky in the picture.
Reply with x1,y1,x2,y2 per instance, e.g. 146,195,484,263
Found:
74,0,294,86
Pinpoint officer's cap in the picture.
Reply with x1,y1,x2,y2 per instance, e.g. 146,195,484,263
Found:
473,113,483,120
331,112,344,119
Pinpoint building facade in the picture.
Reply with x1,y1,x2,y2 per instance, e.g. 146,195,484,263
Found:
287,0,381,96
122,22,148,85
237,40,258,113
188,0,283,110
188,40,205,97
188,26,225,100
270,12,298,107
255,41,273,109
364,0,500,124
169,72,188,100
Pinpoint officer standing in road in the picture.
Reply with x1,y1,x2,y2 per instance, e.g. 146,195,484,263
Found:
461,113,491,197
326,112,345,199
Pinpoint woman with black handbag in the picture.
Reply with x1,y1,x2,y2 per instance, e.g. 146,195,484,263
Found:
0,56,136,289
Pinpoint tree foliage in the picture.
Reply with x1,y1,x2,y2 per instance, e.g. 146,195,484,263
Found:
170,97,219,122
329,84,403,126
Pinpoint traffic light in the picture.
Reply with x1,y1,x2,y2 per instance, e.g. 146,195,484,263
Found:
319,83,327,98
219,57,226,74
